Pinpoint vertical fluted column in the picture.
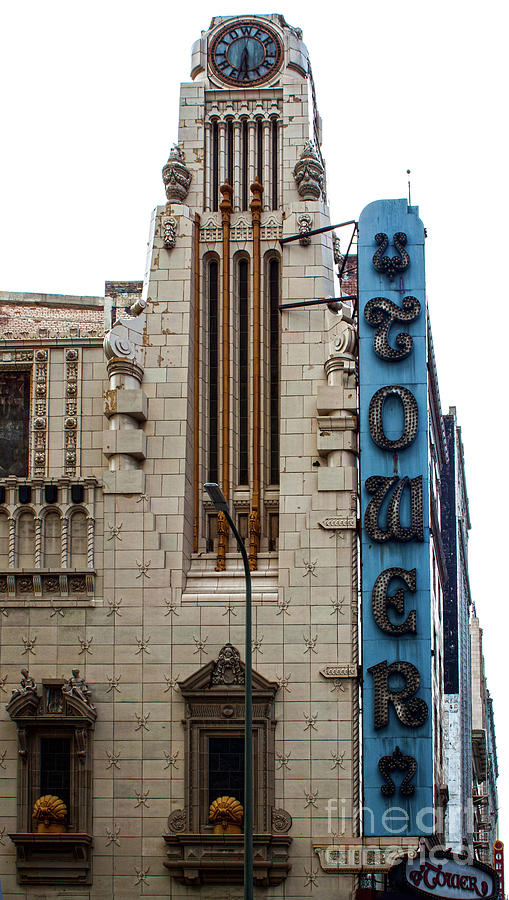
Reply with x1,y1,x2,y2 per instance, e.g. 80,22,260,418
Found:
87,517,94,569
249,177,263,571
34,518,42,568
204,122,212,211
9,518,15,568
216,180,233,572
61,517,68,568
248,121,256,192
193,213,201,553
218,121,227,190
233,120,242,212
263,120,271,211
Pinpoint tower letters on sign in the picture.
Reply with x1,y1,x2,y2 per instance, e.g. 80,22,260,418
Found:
359,200,433,835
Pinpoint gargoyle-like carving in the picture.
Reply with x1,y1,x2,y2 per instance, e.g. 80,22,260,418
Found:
211,644,244,686
372,232,410,279
163,216,178,248
162,145,192,202
293,141,324,200
364,296,421,361
297,213,313,245
62,669,95,710
378,746,417,797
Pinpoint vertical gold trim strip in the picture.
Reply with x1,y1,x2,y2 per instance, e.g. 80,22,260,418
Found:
193,213,201,554
216,180,233,571
249,176,263,571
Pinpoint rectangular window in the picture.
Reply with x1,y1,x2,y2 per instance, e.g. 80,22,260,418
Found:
40,737,71,816
0,371,30,477
208,736,244,811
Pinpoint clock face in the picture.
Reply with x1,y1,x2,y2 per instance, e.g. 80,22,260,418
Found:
209,20,283,86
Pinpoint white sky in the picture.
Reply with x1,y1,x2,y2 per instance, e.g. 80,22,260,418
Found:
1,0,507,839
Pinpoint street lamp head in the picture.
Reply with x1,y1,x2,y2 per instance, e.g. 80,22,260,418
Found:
203,482,229,512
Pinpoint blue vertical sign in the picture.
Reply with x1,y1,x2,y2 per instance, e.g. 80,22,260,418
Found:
359,199,433,836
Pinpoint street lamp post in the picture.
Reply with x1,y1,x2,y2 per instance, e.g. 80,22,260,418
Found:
203,483,253,900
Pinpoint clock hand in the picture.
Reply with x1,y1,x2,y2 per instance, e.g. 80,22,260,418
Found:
239,45,249,80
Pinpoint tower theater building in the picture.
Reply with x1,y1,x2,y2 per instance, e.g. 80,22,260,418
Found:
0,13,500,900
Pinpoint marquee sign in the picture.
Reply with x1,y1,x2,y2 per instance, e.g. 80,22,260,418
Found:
493,841,504,898
390,851,500,900
359,199,432,835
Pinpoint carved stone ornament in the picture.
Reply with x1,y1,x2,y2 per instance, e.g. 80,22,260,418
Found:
211,643,245,686
325,303,357,360
163,216,178,249
320,664,358,680
293,141,325,200
372,232,410,280
162,145,192,202
318,515,356,530
62,669,95,710
167,809,187,833
272,808,292,833
297,213,313,245
10,668,38,700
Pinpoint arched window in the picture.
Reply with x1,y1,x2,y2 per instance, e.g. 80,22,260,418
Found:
0,514,9,567
268,257,280,485
44,512,61,568
17,512,35,568
207,259,219,484
238,258,249,486
69,512,87,568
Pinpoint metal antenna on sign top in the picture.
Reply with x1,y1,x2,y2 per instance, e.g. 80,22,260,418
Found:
407,169,412,206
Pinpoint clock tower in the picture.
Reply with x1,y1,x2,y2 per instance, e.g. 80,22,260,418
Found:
102,12,360,898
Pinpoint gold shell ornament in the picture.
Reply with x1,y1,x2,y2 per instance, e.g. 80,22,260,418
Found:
32,795,68,832
209,795,243,833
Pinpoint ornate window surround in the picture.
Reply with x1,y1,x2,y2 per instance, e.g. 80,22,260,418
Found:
164,644,292,887
0,476,98,600
6,669,96,886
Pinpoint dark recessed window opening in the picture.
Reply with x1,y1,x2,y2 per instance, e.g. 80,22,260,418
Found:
272,120,278,209
268,512,279,552
208,736,244,812
241,121,248,211
227,120,234,187
269,258,280,485
212,122,219,212
257,120,263,183
208,260,219,484
40,737,71,818
206,513,218,553
238,259,249,486
0,371,30,478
